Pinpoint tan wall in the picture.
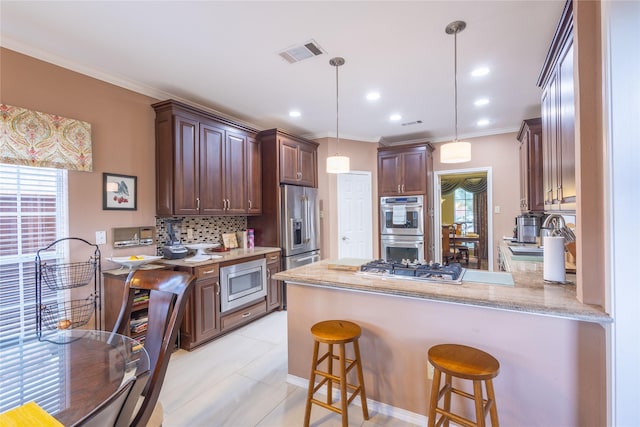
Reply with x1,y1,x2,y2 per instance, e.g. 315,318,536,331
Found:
433,133,521,269
288,283,606,426
314,137,379,260
1,48,159,263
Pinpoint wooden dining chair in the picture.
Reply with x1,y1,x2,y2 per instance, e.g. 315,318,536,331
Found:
111,269,196,427
442,226,456,264
73,374,140,427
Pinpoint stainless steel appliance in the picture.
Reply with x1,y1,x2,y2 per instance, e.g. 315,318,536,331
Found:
515,214,542,243
359,259,464,284
380,235,424,263
380,196,424,235
220,258,267,313
280,184,321,308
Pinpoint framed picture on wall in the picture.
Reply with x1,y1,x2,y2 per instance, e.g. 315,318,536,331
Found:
103,173,137,210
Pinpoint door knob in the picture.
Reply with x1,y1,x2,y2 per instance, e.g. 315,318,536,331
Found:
342,236,349,241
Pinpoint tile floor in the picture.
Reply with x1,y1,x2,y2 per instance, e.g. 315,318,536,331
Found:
159,311,420,427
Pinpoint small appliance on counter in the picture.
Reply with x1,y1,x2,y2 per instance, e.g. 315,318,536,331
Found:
515,214,542,244
162,219,188,259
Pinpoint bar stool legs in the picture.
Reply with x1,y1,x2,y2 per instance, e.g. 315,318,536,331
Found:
304,320,369,427
427,344,500,427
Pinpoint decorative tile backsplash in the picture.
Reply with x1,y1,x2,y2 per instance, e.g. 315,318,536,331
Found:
155,216,247,254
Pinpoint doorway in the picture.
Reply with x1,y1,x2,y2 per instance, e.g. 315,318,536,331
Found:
337,171,373,259
434,168,493,270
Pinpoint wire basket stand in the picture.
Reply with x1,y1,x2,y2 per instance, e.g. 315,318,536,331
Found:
36,237,102,336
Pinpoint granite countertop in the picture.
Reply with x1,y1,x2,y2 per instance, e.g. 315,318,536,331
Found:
104,247,281,274
274,249,610,324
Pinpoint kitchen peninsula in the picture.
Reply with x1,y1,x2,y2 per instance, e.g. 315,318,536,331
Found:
275,253,610,426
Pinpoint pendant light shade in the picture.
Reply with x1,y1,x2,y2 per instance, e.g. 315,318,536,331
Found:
326,57,350,174
441,20,471,164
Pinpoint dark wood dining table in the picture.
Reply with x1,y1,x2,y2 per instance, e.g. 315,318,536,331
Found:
0,329,149,426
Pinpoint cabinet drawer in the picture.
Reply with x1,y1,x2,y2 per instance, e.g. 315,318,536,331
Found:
265,252,280,264
221,300,267,331
195,264,219,279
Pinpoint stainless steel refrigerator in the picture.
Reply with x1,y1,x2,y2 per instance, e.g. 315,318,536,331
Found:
280,185,321,271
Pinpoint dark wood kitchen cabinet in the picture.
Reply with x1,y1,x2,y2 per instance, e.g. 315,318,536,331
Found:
152,99,261,216
537,0,576,211
517,118,544,212
175,264,221,350
266,251,282,311
247,135,262,215
378,144,428,196
277,133,318,187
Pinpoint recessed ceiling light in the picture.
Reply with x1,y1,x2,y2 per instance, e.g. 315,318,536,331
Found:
474,98,490,107
366,92,380,101
289,110,301,118
389,114,402,121
471,67,490,77
477,119,490,126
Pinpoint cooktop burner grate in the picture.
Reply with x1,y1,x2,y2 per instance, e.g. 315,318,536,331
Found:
359,260,465,284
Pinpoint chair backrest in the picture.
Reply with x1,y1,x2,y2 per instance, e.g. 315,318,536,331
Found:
442,226,453,256
111,269,196,427
74,376,137,427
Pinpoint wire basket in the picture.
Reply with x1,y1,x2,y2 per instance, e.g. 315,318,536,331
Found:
39,295,96,330
40,259,98,291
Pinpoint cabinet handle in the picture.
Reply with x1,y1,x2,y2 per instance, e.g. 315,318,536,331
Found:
202,268,217,275
227,199,231,209
196,197,200,210
215,281,220,295
397,184,401,193
248,199,252,209
242,312,252,318
297,171,302,180
401,184,405,193
268,255,278,262
267,268,271,279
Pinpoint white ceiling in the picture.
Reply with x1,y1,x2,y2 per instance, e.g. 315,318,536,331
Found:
0,1,564,144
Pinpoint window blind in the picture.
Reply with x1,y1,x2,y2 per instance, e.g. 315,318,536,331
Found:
0,164,68,415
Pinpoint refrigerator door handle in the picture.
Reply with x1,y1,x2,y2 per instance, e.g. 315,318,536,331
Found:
304,196,311,244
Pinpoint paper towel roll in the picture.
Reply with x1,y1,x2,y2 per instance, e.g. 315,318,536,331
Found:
543,236,566,282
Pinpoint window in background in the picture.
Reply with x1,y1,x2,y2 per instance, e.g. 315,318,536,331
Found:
0,164,68,336
453,187,474,234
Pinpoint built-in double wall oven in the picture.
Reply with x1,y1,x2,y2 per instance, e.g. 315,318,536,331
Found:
380,195,425,262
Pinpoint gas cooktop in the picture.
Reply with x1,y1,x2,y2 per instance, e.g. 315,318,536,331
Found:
358,259,465,284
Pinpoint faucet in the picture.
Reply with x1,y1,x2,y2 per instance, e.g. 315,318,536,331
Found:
541,214,565,231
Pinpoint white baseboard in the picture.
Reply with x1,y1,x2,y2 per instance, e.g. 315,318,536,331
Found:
287,374,428,425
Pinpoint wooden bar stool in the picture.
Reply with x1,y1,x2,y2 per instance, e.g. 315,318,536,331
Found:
427,344,500,427
304,320,369,427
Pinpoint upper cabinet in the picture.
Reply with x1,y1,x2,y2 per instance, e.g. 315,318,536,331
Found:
517,118,544,212
537,0,576,211
152,100,261,216
278,134,317,187
378,145,428,196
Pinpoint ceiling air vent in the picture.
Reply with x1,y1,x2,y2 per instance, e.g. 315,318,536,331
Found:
278,40,325,64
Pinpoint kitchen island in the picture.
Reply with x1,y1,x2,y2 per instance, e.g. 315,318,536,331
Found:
274,252,609,426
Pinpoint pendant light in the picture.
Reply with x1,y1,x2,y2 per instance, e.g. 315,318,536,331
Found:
326,57,350,174
441,21,471,164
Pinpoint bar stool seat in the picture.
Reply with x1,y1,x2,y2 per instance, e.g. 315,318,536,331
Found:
427,344,500,427
304,320,369,427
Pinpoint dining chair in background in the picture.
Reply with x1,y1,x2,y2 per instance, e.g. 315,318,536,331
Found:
111,269,196,427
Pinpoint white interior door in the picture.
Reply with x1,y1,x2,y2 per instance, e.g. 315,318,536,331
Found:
337,172,372,259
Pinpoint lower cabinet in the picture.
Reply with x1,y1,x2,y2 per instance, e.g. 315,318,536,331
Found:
177,264,221,351
266,252,282,311
221,300,267,331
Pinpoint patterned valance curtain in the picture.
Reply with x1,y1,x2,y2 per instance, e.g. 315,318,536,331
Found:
0,104,92,171
441,177,487,195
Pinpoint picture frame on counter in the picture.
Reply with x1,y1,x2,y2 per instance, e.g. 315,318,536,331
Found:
103,172,137,211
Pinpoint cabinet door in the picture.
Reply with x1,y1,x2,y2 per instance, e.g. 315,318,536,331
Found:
297,142,317,187
173,116,200,215
519,139,529,211
266,259,281,311
400,148,427,194
528,128,545,212
541,79,559,208
279,137,300,184
558,42,576,206
247,136,262,215
194,279,221,344
199,122,225,215
226,132,247,214
378,152,402,196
